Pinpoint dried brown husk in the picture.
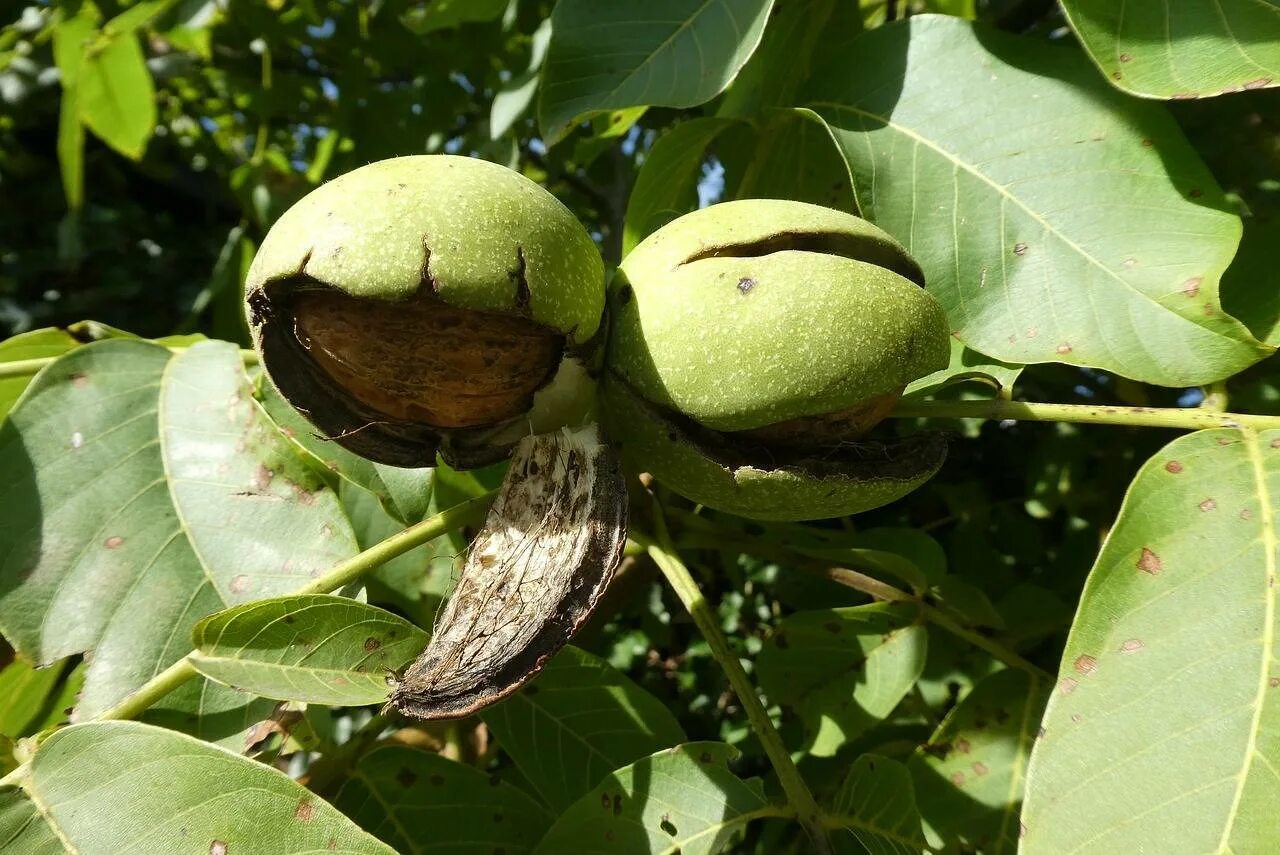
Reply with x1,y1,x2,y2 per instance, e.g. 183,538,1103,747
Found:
388,424,627,720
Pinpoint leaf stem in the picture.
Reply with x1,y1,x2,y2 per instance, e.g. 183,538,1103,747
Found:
890,398,1280,431
0,347,259,381
636,508,834,855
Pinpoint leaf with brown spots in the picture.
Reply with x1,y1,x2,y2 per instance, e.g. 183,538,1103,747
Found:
533,743,770,854
911,670,1049,854
1023,428,1280,853
1062,0,1280,99
0,341,360,717
190,595,427,707
807,16,1271,386
3,720,390,853
334,745,550,854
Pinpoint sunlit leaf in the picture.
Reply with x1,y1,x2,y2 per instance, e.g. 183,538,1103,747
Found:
538,0,775,143
0,340,358,716
533,742,775,854
807,15,1270,386
79,33,156,160
0,330,77,424
482,646,686,811
0,657,66,739
1,721,392,854
191,595,427,706
1022,428,1280,852
1062,0,1280,99
335,745,552,853
756,603,927,756
910,669,1048,853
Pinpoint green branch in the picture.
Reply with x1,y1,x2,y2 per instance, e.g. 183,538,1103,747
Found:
636,507,835,855
890,398,1280,431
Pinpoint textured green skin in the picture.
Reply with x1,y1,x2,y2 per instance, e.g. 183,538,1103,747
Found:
600,375,945,521
247,155,604,342
602,199,951,519
609,199,949,430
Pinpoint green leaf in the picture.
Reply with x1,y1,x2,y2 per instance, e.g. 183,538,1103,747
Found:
0,787,60,852
731,108,856,214
909,669,1048,853
4,720,392,854
335,744,553,853
79,32,156,160
1022,428,1280,852
533,742,775,854
0,658,66,739
828,754,929,854
538,0,776,143
756,603,927,756
1223,220,1280,347
0,329,77,424
718,0,835,117
0,340,359,716
623,117,738,255
1062,0,1280,99
807,15,1270,387
257,379,433,525
491,18,553,139
52,13,96,211
401,0,509,34
482,646,686,811
138,676,286,754
191,595,427,706
904,336,1024,398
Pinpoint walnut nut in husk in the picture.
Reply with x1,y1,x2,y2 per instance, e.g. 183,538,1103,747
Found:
245,155,605,469
601,199,951,521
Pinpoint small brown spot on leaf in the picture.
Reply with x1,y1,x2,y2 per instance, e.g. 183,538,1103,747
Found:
1056,343,1072,354
1203,302,1216,316
736,277,756,295
364,637,381,653
1013,242,1028,256
1200,499,1217,512
70,372,89,388
660,815,678,836
1271,438,1280,448
210,843,228,855
1244,78,1273,89
1071,713,1084,723
1182,277,1203,297
1059,677,1079,694
973,762,989,776
1139,140,1153,148
295,800,314,822
612,794,623,816
1165,461,1183,474
1268,676,1279,688
1121,639,1144,654
104,536,124,549
230,574,251,594
252,465,274,492
1137,548,1162,575
332,676,349,686
396,767,417,787
600,793,611,811
1119,53,1132,62
1111,71,1123,81
956,738,971,754
1074,654,1098,675
1026,326,1039,339
950,771,966,786
1241,508,1254,521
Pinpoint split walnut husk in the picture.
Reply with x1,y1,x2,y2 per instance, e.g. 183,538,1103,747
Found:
388,424,626,720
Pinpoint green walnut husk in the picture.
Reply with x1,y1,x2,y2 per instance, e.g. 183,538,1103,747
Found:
601,199,951,521
245,155,604,468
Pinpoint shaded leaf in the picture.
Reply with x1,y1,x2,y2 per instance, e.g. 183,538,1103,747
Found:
904,336,1023,399
533,742,775,855
1022,428,1280,852
538,0,775,142
807,15,1269,386
828,754,929,854
401,0,508,34
0,788,60,853
624,117,738,255
0,658,66,739
718,0,835,117
731,108,856,213
1062,0,1280,99
0,330,77,424
79,33,156,159
7,720,392,853
756,603,927,756
335,744,552,853
909,669,1048,854
138,676,287,754
0,340,358,716
1223,220,1280,347
482,645,686,811
191,595,427,706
